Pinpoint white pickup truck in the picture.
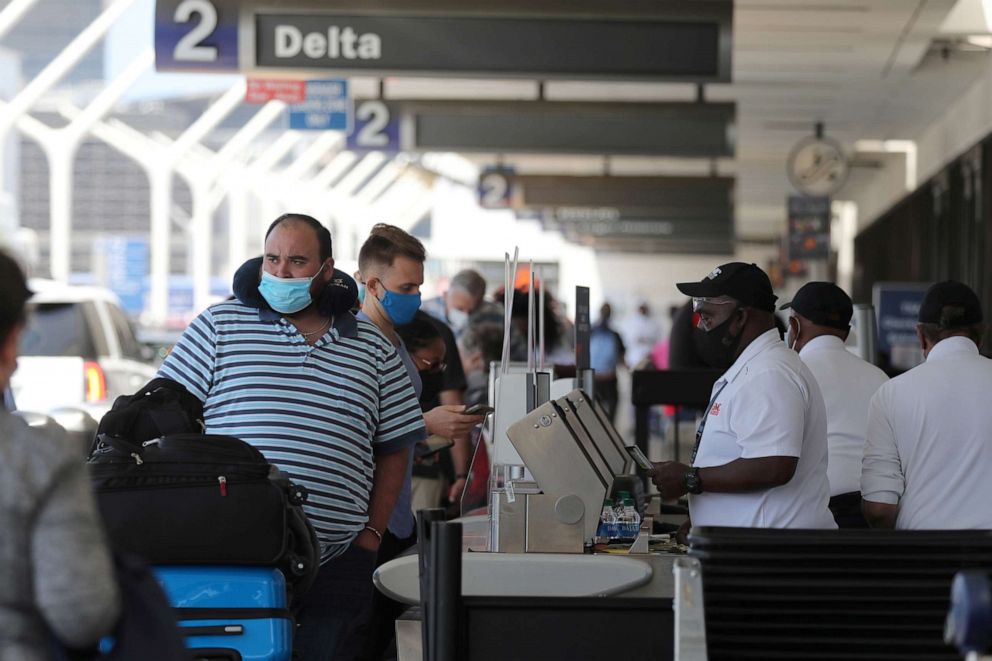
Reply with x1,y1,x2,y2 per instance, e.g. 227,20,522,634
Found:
11,280,158,417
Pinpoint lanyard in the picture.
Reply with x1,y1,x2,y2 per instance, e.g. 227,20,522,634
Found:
690,380,729,465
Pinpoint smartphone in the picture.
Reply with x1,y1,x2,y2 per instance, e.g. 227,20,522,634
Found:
415,435,455,459
625,445,654,471
462,404,495,416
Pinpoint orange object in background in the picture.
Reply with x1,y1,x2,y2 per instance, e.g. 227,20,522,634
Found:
83,361,107,402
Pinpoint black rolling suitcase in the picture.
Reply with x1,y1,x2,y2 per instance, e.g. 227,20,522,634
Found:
88,433,319,597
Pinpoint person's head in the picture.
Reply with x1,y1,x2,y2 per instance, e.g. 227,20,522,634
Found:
676,262,778,369
260,214,334,314
599,302,613,324
779,282,853,352
459,322,503,376
0,251,31,391
638,302,650,317
357,224,426,327
915,280,984,356
446,269,487,329
396,317,446,375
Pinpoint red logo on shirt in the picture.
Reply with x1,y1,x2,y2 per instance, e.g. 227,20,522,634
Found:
710,402,721,416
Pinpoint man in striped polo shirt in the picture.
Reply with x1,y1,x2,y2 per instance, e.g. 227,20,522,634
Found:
158,213,426,661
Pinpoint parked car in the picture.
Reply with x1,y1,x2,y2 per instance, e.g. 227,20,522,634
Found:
10,279,158,418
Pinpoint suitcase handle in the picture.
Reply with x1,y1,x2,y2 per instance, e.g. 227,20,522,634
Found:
181,624,244,637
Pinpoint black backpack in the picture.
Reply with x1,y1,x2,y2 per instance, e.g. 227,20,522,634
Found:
94,378,204,452
89,431,320,600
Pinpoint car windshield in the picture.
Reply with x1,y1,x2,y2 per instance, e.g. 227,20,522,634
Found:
19,302,97,358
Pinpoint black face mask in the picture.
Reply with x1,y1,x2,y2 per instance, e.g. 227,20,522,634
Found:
419,370,445,405
694,311,743,369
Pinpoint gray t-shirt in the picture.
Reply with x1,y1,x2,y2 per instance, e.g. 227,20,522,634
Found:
0,411,119,659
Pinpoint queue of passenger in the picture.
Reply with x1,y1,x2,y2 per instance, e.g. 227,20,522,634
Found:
651,261,992,540
3,236,992,660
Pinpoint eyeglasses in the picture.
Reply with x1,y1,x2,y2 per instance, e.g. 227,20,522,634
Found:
692,296,736,311
416,356,447,373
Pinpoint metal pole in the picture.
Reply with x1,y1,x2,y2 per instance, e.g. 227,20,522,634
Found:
430,521,462,661
0,0,136,186
148,80,246,323
189,179,213,313
47,149,73,281
46,50,153,282
0,0,41,42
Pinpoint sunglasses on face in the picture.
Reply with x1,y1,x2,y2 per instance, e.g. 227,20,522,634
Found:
416,356,446,373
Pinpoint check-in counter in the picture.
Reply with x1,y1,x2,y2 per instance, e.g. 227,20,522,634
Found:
376,514,679,661
375,390,682,661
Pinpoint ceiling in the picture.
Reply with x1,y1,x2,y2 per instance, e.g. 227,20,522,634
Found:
345,0,992,247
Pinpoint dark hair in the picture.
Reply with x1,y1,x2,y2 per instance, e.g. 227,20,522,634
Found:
396,316,443,353
358,223,426,273
0,250,31,342
450,269,487,300
919,317,984,345
460,322,504,365
265,213,333,261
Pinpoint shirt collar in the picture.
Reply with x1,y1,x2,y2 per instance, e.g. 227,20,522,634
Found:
926,335,980,362
799,334,846,357
722,328,782,384
259,307,358,339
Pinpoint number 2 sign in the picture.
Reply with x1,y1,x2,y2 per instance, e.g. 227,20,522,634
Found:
346,101,400,152
155,0,239,72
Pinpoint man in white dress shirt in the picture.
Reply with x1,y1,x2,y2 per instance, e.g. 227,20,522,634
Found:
651,263,836,536
862,281,992,530
781,282,888,527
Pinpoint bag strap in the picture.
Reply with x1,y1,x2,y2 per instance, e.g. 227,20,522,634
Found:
95,434,148,464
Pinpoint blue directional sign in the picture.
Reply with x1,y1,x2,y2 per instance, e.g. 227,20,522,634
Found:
346,100,400,151
477,167,515,209
155,0,240,72
873,283,928,354
289,79,351,131
103,236,148,314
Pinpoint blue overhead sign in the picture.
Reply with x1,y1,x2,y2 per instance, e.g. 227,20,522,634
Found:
288,79,350,131
155,0,239,72
873,283,928,354
103,236,148,314
156,1,732,81
346,100,400,151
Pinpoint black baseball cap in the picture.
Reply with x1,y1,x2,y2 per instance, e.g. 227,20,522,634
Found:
918,280,983,328
676,262,778,313
779,282,853,330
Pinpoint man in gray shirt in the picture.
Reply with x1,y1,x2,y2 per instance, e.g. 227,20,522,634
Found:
0,250,120,658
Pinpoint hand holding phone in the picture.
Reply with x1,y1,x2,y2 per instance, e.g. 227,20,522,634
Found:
462,404,495,416
625,445,654,471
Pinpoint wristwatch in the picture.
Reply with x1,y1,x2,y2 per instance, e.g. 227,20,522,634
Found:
683,467,703,495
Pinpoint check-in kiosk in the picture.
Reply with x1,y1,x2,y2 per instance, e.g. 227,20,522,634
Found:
491,389,640,553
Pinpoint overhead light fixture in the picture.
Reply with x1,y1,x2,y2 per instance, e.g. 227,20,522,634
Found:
853,140,917,191
965,34,992,48
941,0,992,35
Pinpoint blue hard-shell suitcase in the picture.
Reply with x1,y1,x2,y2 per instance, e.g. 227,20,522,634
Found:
154,566,293,661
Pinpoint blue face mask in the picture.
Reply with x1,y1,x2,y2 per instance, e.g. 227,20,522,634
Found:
258,264,325,314
378,288,422,326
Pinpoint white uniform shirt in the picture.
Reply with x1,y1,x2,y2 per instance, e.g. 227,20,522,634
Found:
689,329,836,529
798,335,889,496
862,337,992,530
621,312,662,369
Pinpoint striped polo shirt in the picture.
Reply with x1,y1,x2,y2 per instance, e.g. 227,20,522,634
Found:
157,300,426,562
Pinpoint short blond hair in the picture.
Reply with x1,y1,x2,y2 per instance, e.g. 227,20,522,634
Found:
358,224,426,273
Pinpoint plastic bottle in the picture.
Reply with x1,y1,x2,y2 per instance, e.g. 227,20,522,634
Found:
598,498,617,538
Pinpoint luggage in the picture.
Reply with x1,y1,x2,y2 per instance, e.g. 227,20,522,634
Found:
89,433,319,596
155,566,293,661
94,377,204,453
